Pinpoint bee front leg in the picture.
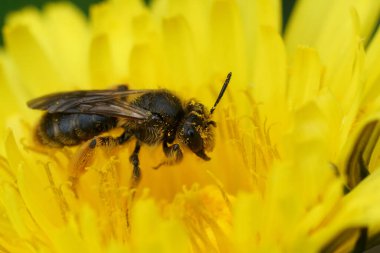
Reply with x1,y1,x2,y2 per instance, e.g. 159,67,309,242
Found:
163,141,183,164
153,141,183,170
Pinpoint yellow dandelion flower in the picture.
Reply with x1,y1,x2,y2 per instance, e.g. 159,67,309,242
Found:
0,0,380,252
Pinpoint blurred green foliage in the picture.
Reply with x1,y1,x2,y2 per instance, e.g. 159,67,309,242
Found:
0,0,102,45
0,0,101,24
0,0,296,45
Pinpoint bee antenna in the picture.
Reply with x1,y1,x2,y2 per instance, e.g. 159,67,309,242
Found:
210,72,231,114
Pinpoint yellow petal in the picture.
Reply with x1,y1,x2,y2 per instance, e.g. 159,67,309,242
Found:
251,26,287,140
311,168,380,250
287,47,323,110
154,0,211,62
1,1,380,252
285,0,380,56
344,121,380,189
128,43,163,89
131,198,189,253
89,0,146,88
237,0,281,85
0,53,24,118
209,0,247,88
322,10,365,114
3,7,62,97
232,193,262,252
43,2,90,88
363,27,380,103
0,183,36,239
162,16,200,91
89,34,118,88
284,0,332,54
49,206,106,253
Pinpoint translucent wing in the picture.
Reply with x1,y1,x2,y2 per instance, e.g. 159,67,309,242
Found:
27,88,154,119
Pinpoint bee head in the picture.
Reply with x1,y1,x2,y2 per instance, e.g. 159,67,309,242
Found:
178,100,216,161
178,72,232,161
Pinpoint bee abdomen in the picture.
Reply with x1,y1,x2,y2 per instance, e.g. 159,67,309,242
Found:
36,113,118,147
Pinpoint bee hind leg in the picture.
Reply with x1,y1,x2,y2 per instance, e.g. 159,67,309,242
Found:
126,140,142,229
129,140,142,191
69,131,133,197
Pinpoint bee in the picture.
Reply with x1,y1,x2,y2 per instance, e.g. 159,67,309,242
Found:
27,73,231,190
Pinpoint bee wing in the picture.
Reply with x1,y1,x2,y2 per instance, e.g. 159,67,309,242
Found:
61,100,153,119
27,89,154,119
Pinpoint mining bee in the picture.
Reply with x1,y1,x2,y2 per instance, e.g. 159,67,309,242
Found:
27,73,231,191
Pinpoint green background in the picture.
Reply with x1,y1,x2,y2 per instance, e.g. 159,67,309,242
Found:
0,0,297,45
0,0,103,34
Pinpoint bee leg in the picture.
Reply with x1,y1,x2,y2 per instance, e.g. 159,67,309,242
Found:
116,84,129,102
163,142,183,164
129,140,142,190
69,131,133,197
116,84,129,91
126,140,145,231
126,141,142,228
153,141,183,170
